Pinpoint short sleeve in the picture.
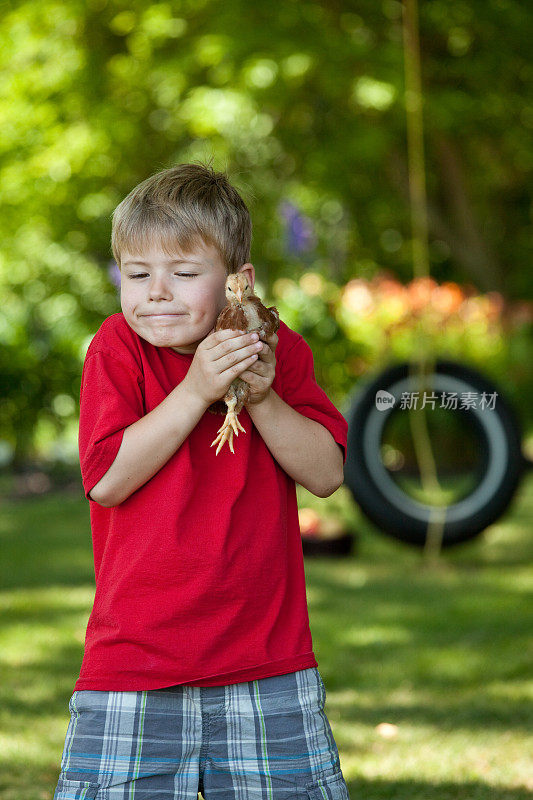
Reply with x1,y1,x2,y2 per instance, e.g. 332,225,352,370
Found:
278,337,348,464
78,351,145,500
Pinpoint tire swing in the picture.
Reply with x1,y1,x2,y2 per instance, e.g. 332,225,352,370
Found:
343,359,529,548
343,0,530,555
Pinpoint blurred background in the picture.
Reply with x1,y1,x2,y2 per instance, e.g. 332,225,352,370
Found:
1,1,532,798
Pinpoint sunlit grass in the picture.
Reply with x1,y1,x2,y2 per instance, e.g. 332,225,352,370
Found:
300,475,533,798
0,472,532,799
396,473,476,505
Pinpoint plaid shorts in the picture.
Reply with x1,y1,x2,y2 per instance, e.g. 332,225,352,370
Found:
52,666,349,799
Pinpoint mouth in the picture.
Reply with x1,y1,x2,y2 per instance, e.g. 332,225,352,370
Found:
143,313,186,318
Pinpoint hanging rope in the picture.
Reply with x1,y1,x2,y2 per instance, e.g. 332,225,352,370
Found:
402,0,447,566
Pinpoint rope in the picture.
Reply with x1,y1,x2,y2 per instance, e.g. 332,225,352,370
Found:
402,0,447,566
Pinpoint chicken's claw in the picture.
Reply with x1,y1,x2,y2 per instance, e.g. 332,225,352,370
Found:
210,410,246,455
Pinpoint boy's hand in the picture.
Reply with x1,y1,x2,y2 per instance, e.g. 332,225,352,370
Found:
182,328,264,407
241,332,278,406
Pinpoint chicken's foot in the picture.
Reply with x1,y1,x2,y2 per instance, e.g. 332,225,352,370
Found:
210,398,246,455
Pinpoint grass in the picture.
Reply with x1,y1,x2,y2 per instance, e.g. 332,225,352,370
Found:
0,472,531,800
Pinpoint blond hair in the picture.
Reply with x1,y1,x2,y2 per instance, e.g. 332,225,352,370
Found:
111,160,252,274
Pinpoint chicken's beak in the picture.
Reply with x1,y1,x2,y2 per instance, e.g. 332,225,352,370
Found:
235,288,243,303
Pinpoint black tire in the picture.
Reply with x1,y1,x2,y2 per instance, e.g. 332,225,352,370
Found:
343,359,529,547
302,533,354,558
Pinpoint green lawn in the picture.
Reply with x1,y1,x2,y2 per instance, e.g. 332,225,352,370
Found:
0,474,531,800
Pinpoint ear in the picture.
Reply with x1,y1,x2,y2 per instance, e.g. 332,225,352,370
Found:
237,262,255,289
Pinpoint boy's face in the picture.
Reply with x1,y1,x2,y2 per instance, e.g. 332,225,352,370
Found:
120,240,255,354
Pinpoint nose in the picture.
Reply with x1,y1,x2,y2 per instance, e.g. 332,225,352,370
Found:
148,274,172,301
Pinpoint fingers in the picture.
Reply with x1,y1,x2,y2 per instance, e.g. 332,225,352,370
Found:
259,332,278,348
243,358,265,374
219,339,262,376
209,331,261,364
205,328,276,378
240,364,267,385
239,371,258,385
207,328,277,352
205,328,244,349
256,342,276,363
226,351,260,377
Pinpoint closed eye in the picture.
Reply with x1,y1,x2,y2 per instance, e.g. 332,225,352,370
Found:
129,273,198,279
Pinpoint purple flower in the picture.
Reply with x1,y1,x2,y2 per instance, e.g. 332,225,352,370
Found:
279,200,317,255
107,260,121,290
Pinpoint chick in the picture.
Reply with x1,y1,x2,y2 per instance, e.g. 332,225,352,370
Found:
208,273,280,455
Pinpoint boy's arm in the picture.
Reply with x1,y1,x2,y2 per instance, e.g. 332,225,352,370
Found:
247,387,344,498
89,382,207,507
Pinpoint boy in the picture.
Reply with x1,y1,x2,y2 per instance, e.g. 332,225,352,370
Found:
52,162,350,800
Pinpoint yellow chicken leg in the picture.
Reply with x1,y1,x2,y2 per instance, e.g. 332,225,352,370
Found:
210,394,246,455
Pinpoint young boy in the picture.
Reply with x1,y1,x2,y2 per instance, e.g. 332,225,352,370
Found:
52,162,350,800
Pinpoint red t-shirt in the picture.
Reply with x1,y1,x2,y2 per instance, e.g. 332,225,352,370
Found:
75,312,348,691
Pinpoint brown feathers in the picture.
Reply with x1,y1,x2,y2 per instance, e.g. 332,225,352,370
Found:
208,273,280,454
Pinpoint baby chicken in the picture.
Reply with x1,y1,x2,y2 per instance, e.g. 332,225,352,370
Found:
208,273,280,455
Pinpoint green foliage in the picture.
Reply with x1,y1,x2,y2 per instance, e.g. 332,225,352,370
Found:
1,0,532,462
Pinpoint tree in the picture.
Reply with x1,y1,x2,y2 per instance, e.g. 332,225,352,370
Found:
1,0,531,464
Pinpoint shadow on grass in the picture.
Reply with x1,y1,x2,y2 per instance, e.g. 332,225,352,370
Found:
343,778,533,800
1,476,532,799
